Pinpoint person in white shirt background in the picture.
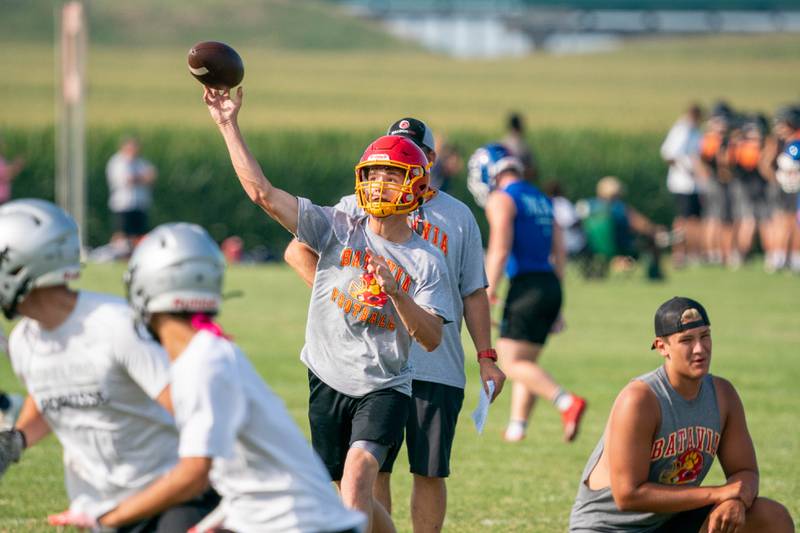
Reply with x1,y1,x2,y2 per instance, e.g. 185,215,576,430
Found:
660,104,704,268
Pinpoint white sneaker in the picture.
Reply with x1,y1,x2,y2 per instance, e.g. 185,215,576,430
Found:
0,393,24,430
503,421,527,442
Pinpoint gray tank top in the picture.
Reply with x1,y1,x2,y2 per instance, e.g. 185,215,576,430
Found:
569,366,721,532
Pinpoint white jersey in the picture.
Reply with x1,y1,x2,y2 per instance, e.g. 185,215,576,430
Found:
171,330,365,533
8,291,177,519
660,117,701,195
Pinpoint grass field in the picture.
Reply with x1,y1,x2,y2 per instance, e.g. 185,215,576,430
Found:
3,34,799,133
0,261,797,532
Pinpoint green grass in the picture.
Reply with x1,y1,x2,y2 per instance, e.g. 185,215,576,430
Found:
2,33,800,132
1,261,797,532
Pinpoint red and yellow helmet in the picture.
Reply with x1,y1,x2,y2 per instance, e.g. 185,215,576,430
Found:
355,135,429,217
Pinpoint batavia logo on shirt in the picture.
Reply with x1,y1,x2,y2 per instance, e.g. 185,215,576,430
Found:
659,448,704,485
339,247,416,294
410,216,449,256
330,286,395,332
650,425,720,482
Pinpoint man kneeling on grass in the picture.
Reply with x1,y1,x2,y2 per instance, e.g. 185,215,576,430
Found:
569,297,794,533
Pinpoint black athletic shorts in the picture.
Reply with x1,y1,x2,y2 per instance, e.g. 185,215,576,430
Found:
117,488,220,533
381,380,465,477
307,370,410,481
653,504,713,532
499,271,562,345
114,209,148,237
672,193,702,218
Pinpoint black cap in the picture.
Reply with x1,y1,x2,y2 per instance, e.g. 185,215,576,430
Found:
387,118,435,153
651,297,710,349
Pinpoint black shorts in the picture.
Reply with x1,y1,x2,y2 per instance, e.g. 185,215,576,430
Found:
117,488,220,533
381,380,465,477
653,504,712,532
672,193,702,218
114,209,148,237
307,370,410,481
499,271,562,345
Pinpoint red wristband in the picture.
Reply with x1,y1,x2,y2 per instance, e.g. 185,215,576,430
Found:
477,348,498,362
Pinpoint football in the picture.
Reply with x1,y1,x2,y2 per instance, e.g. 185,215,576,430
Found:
187,41,244,90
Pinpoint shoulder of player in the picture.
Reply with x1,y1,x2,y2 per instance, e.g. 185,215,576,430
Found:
425,191,479,221
710,375,740,419
78,291,135,329
611,380,660,424
174,334,238,381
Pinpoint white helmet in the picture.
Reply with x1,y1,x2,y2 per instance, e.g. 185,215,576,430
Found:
124,222,225,324
0,199,81,319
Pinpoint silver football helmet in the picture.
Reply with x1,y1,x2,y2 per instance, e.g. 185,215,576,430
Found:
0,199,81,319
124,222,225,324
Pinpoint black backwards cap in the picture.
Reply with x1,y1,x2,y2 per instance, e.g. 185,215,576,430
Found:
387,118,435,153
651,296,710,349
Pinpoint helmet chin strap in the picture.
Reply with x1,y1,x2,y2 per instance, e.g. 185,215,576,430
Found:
2,277,32,320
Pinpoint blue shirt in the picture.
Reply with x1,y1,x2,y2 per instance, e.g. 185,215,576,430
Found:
502,180,554,278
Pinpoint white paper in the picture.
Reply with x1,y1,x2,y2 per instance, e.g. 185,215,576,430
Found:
471,380,495,434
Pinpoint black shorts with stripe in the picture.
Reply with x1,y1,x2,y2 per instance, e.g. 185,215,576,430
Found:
307,370,410,481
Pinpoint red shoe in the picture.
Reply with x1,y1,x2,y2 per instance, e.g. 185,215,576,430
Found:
561,396,587,442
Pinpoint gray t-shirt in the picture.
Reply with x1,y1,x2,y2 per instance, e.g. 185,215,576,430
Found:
335,192,487,389
569,365,721,532
296,197,454,398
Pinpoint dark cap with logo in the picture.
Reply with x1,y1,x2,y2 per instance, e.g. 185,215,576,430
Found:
387,117,436,154
651,296,710,349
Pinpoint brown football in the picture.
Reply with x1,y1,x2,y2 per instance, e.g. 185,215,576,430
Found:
187,41,244,90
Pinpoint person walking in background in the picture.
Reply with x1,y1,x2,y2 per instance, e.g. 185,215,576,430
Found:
106,136,157,251
660,104,703,268
502,112,538,182
0,135,25,206
569,297,794,533
468,143,586,444
285,117,505,533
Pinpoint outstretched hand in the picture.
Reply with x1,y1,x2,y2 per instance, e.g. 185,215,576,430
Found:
203,86,243,127
365,249,398,297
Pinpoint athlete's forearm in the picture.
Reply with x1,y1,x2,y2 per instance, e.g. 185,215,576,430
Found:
484,247,508,299
462,289,492,352
725,470,759,508
99,458,211,527
218,122,299,234
389,291,442,352
284,238,318,288
613,481,738,514
15,396,50,448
